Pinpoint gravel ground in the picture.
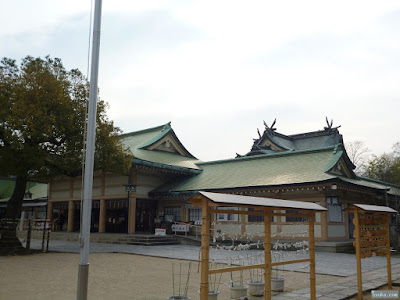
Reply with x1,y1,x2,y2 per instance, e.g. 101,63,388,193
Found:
0,252,341,300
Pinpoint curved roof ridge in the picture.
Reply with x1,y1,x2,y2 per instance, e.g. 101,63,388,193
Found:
288,128,340,139
119,122,171,138
198,145,338,166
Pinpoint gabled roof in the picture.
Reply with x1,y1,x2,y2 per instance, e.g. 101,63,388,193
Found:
189,191,327,211
346,204,397,214
170,143,400,195
119,122,201,171
244,119,344,156
242,120,357,175
120,122,400,198
173,146,346,192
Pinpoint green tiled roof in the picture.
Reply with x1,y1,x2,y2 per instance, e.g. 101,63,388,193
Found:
132,149,201,170
344,176,400,196
119,124,168,149
119,123,201,171
0,181,48,203
174,146,342,192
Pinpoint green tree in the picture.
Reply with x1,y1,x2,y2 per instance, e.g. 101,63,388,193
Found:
0,56,132,254
365,143,400,185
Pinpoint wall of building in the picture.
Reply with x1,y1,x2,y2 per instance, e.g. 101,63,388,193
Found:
49,172,128,202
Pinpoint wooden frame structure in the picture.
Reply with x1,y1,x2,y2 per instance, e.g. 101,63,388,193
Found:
346,204,397,300
188,191,327,300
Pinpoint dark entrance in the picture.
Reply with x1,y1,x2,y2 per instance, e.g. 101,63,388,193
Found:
348,212,354,239
91,201,100,232
106,199,128,233
52,202,68,231
136,199,157,233
73,204,81,232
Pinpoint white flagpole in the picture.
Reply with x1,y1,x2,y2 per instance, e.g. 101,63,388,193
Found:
77,0,102,299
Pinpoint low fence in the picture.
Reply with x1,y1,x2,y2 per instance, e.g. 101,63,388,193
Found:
169,221,202,238
0,218,51,254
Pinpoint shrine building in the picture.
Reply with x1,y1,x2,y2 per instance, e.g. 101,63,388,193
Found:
47,120,400,245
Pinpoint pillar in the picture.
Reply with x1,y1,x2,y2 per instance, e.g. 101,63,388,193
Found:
99,199,106,233
127,167,137,234
128,196,136,234
200,198,210,300
241,207,246,235
67,200,75,232
264,209,272,299
47,202,53,222
320,199,328,240
308,212,316,300
354,209,362,300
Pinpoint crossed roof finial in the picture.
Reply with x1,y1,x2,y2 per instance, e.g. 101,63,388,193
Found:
263,118,277,132
324,117,341,131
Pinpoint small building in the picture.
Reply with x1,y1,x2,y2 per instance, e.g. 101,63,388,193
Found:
0,178,48,223
47,121,400,246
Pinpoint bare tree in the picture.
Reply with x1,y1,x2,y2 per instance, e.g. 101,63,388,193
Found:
345,141,370,175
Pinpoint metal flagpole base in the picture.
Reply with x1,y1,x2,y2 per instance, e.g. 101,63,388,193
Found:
77,263,89,300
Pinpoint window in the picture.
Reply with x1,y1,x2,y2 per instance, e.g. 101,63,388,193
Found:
247,207,275,222
216,207,239,222
248,208,264,222
286,210,308,222
164,206,182,222
189,208,202,222
327,197,342,222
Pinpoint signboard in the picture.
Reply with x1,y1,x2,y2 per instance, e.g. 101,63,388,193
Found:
353,214,387,258
155,228,166,236
172,224,189,232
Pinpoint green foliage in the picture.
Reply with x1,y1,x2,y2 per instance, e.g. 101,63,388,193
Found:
365,143,400,185
0,55,132,181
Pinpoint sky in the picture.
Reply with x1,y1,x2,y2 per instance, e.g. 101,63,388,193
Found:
1,0,400,162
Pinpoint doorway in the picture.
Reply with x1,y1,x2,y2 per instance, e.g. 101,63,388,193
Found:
136,199,157,233
348,212,354,239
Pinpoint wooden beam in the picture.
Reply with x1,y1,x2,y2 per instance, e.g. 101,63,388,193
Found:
200,198,210,300
209,263,265,274
209,208,310,218
264,209,272,299
385,216,392,289
308,212,316,300
272,258,310,267
354,209,363,300
207,258,311,274
209,209,264,216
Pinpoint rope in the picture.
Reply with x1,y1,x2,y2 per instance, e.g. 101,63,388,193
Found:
80,0,95,235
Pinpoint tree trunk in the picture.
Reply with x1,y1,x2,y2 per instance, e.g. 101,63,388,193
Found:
0,176,27,255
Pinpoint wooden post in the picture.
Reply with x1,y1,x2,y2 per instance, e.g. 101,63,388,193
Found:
26,219,31,254
308,212,316,300
264,209,272,300
47,201,53,229
128,168,137,234
200,198,210,300
99,199,106,233
46,220,51,252
354,209,363,300
128,196,136,234
67,200,75,232
385,215,392,289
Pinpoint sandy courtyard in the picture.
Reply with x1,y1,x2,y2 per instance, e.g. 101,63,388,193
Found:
0,252,341,300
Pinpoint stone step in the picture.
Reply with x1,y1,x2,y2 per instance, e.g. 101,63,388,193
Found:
45,232,180,246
